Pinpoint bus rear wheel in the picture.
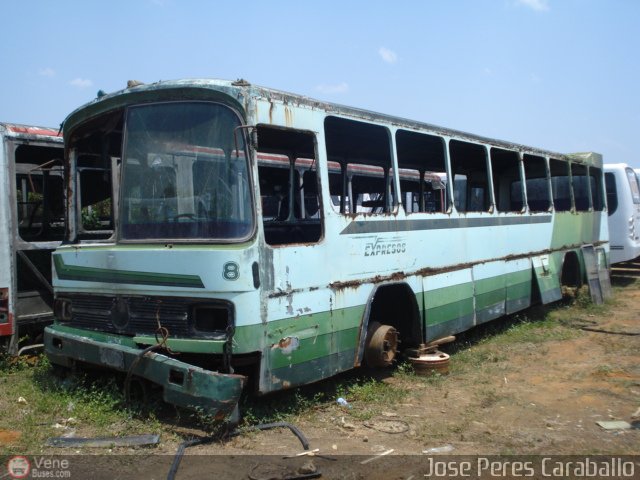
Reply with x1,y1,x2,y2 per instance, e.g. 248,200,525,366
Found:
364,322,399,367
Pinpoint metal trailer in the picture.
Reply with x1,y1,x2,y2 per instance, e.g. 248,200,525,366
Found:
0,123,64,353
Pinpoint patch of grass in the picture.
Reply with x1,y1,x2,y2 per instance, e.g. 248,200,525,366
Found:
238,366,412,427
443,298,613,375
0,354,162,453
394,361,416,379
239,389,330,426
340,377,407,405
475,387,506,409
338,376,409,421
495,317,579,345
394,360,449,388
592,364,615,375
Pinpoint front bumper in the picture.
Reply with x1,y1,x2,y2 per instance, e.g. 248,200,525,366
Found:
44,324,246,418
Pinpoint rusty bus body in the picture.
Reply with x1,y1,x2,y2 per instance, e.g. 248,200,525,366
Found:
0,123,64,352
44,79,610,418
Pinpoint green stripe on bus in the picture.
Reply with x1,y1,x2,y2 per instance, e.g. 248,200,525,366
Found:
425,298,475,327
424,281,474,309
53,255,205,288
270,349,357,390
507,280,532,301
268,327,359,370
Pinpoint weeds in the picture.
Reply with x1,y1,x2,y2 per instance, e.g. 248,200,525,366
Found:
0,354,162,453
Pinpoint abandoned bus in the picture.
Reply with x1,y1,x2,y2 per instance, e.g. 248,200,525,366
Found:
604,163,640,264
0,123,64,353
44,79,610,418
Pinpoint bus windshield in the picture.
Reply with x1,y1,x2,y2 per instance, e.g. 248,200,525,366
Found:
625,167,640,204
121,102,253,241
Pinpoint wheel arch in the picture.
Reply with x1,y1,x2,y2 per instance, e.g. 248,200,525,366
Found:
354,281,422,366
560,249,583,287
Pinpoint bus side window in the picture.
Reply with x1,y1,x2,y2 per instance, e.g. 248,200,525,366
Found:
14,144,65,242
349,164,389,214
571,163,590,212
550,159,571,212
490,147,523,213
302,170,320,218
449,140,490,213
605,172,618,215
395,129,447,214
399,172,422,213
325,116,394,215
328,161,347,213
256,126,321,246
523,154,551,212
77,155,115,234
589,167,604,212
258,164,295,221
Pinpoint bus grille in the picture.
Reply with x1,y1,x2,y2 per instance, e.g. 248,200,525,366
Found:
67,295,193,337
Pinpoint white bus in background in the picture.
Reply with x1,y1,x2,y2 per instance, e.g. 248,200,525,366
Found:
604,163,640,264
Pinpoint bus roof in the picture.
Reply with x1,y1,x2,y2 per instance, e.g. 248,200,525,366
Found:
61,78,602,167
0,122,61,139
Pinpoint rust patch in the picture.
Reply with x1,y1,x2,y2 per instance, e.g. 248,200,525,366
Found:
329,243,598,291
329,271,407,290
269,375,292,389
268,287,305,299
284,106,293,127
271,336,300,355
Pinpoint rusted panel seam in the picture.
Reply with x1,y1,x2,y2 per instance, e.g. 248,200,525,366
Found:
328,242,605,290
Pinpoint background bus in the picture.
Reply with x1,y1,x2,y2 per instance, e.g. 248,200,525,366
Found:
0,123,64,353
604,163,640,264
45,80,610,419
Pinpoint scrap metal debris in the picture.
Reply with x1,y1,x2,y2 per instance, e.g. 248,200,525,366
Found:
596,420,637,431
360,449,394,465
46,434,160,448
168,422,312,480
363,419,409,434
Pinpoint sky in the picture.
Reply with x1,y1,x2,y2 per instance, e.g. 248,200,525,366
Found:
1,0,638,166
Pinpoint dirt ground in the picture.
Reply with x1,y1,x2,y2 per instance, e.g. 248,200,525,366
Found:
207,266,640,459
3,265,639,479
155,264,639,478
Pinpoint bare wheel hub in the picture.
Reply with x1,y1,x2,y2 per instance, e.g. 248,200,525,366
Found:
364,322,399,367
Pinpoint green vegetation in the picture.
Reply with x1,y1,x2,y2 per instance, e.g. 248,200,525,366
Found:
81,198,111,230
0,355,162,453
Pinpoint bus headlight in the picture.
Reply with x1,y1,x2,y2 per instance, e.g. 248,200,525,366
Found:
191,303,232,336
54,298,73,322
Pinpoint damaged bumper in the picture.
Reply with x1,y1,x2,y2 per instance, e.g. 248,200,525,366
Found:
44,324,245,418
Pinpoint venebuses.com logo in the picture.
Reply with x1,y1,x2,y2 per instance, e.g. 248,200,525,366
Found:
6,456,71,479
7,456,30,479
